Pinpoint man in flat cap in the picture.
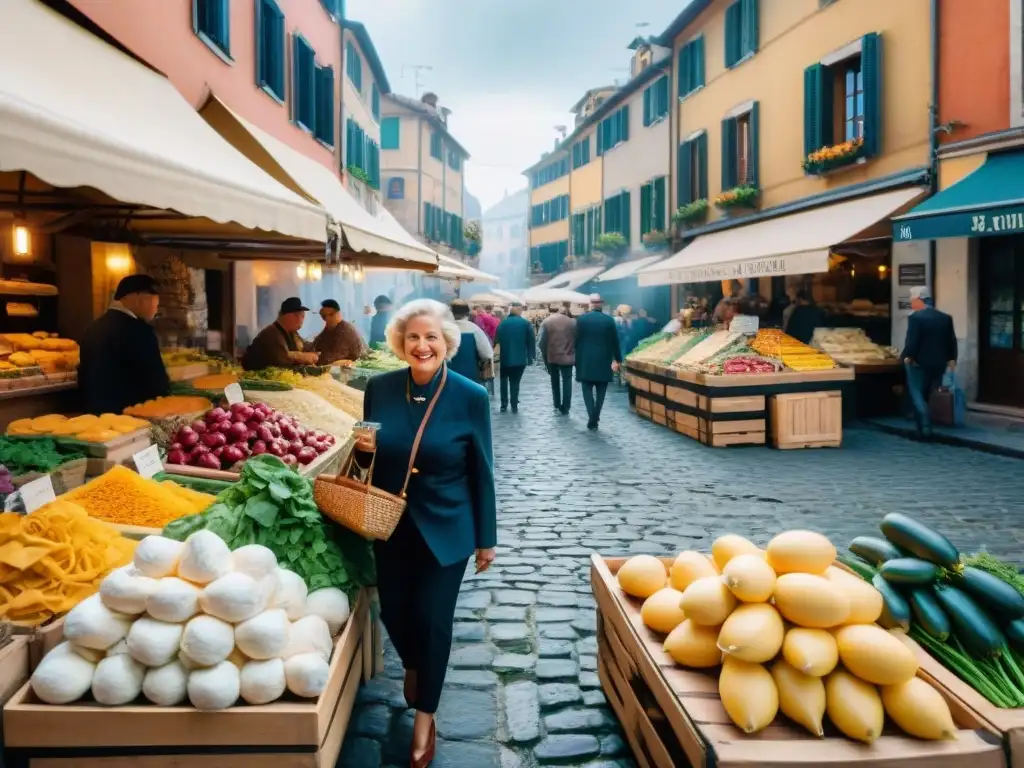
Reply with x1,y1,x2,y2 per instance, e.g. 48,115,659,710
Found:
241,297,320,371
311,299,365,365
79,273,170,414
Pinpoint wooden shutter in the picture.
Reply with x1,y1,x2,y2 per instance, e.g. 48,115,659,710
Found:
803,63,825,156
621,191,632,244
862,32,882,157
603,197,615,233
371,85,380,122
721,118,737,189
621,106,630,142
697,132,709,199
643,87,652,127
424,204,433,238
741,0,759,58
749,101,760,187
678,45,688,97
695,36,705,89
596,122,604,156
677,141,693,207
653,177,666,231
640,183,652,236
724,2,741,68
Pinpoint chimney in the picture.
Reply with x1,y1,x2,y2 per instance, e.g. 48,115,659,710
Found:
439,106,452,126
421,92,439,109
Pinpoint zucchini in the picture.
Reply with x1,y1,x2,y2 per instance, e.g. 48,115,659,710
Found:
872,573,911,631
933,584,1005,659
836,554,876,581
880,512,961,571
849,536,904,566
909,589,951,641
239,379,293,392
955,566,1024,620
880,558,942,586
1006,618,1024,653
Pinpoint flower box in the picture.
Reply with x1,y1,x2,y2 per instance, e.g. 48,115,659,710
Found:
713,185,760,211
802,139,867,176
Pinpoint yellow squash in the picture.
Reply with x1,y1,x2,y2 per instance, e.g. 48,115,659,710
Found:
881,677,958,740
772,659,826,737
825,668,884,744
617,555,667,599
680,576,737,626
834,624,919,685
824,568,883,625
640,588,686,634
670,550,718,592
719,657,778,734
721,554,776,602
711,534,761,571
663,619,722,668
766,530,836,575
772,573,850,628
782,628,838,677
717,603,784,663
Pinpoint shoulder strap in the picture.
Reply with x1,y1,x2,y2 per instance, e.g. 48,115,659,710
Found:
399,365,448,498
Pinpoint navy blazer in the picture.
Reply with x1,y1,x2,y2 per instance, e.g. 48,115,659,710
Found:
495,315,535,369
575,310,621,383
902,306,958,373
361,367,496,567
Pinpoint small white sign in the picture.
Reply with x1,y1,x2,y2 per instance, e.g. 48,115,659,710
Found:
224,383,244,405
133,444,163,479
730,314,760,335
20,474,56,513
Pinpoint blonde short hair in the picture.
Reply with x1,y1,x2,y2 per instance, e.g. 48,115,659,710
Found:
386,299,462,362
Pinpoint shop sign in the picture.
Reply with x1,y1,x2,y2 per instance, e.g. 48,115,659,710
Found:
651,251,829,286
898,264,927,287
894,206,1024,242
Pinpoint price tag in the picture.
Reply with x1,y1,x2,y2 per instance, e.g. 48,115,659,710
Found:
20,474,56,513
133,444,163,479
730,314,760,335
224,383,244,405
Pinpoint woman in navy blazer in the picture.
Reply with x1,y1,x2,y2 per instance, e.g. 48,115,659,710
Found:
352,299,496,767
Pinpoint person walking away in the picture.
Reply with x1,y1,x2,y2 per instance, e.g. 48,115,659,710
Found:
538,304,576,414
311,299,365,365
369,295,393,346
348,299,496,767
628,309,658,353
448,299,493,383
494,301,535,413
785,290,826,344
79,274,170,414
474,304,498,344
902,286,958,440
575,294,622,430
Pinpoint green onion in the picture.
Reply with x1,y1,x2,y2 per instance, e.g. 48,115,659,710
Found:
910,626,1018,707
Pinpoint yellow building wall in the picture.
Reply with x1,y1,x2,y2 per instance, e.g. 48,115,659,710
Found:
420,121,445,189
570,158,602,211
530,173,569,207
674,0,931,222
529,221,570,247
939,153,986,190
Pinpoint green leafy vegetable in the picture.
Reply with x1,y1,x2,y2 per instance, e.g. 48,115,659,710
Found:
0,436,83,474
963,552,1024,596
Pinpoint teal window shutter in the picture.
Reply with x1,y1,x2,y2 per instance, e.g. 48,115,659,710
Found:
861,32,882,157
255,0,285,100
371,84,380,122
741,0,759,58
677,46,688,97
621,191,632,244
695,36,705,88
724,2,741,68
803,64,823,156
640,183,652,236
194,0,231,56
749,101,760,187
677,140,693,207
721,117,737,189
697,132,708,199
603,197,615,233
424,203,432,238
583,137,590,164
381,117,399,149
653,177,666,231
314,65,334,146
344,118,353,165
643,87,652,127
621,106,630,142
660,76,670,117
597,122,605,155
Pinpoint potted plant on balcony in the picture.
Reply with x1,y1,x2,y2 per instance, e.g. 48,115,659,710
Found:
713,184,760,214
672,198,709,230
463,221,482,256
594,232,628,263
802,137,866,176
642,229,669,252
346,165,374,187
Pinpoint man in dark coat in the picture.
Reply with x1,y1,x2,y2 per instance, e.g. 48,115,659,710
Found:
785,290,826,344
494,301,535,413
538,305,576,415
902,286,958,440
79,274,170,415
575,294,622,430
242,297,319,371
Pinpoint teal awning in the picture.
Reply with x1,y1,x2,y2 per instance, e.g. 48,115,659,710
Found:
893,149,1024,242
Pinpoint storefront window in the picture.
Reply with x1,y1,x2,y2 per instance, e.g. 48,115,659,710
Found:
844,64,864,140
988,248,1016,348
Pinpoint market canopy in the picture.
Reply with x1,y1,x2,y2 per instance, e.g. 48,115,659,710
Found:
465,292,512,305
0,0,329,250
595,255,664,282
435,254,498,283
519,288,591,306
638,187,924,287
200,96,438,271
532,266,605,291
892,150,1024,242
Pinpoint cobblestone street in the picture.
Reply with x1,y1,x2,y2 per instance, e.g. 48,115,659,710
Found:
341,365,1024,768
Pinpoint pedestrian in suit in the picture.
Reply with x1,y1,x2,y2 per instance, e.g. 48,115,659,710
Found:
575,294,622,430
902,286,958,440
538,304,576,414
494,301,535,413
350,299,496,768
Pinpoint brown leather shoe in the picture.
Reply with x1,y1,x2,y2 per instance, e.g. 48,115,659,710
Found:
410,719,436,768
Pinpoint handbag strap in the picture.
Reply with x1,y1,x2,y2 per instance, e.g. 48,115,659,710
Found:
399,365,447,499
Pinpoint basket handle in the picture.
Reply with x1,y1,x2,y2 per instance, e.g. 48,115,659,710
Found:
399,365,447,499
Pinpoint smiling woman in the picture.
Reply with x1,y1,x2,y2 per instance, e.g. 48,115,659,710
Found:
385,299,462,377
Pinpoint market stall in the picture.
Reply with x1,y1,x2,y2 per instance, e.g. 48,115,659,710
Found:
811,328,904,419
625,326,854,449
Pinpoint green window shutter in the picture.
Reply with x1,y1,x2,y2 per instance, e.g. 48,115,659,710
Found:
721,117,737,189
803,64,822,156
657,76,669,118
640,183,652,236
371,84,380,122
643,87,652,127
424,203,432,238
697,132,709,199
695,36,705,88
724,2,741,68
678,46,688,97
596,122,604,156
741,0,759,58
603,197,614,233
381,117,399,149
749,101,760,187
620,106,630,142
677,140,693,207
621,191,632,244
862,32,882,157
654,177,666,231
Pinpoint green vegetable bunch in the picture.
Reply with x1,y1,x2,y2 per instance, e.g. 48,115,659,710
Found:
0,436,83,474
163,455,375,598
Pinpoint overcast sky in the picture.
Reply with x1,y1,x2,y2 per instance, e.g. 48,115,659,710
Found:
346,0,688,212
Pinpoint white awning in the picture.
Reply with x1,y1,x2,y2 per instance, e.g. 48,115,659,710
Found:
0,0,328,243
596,256,663,282
520,288,591,306
436,254,498,283
200,97,437,270
638,187,925,287
532,266,604,291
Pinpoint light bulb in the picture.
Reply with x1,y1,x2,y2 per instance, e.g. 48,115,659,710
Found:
341,263,351,277
878,264,887,274
310,263,322,281
354,264,364,283
296,261,308,280
12,222,30,257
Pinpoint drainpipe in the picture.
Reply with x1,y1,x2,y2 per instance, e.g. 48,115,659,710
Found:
928,0,940,290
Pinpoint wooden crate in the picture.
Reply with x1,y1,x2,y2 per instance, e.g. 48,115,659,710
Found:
0,636,30,708
591,555,1005,768
899,632,1024,767
3,592,371,768
162,437,352,483
10,617,65,672
12,457,88,496
769,391,843,449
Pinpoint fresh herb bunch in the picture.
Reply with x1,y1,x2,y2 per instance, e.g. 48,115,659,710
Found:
0,436,83,474
163,455,374,597
964,552,1024,596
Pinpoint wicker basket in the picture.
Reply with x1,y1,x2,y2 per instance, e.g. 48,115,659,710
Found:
314,468,405,541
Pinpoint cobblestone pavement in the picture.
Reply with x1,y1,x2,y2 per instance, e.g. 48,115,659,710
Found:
341,365,1024,768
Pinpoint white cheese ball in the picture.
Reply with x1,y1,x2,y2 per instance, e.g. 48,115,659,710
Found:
30,642,95,704
304,588,350,635
63,594,132,651
143,660,189,706
146,577,201,623
177,530,232,585
240,658,286,705
92,653,145,705
187,661,240,710
180,614,234,666
100,565,157,615
127,617,184,667
178,650,205,671
284,652,330,698
234,609,290,660
273,568,308,621
231,545,278,581
200,572,264,623
105,638,129,657
284,615,333,662
133,536,185,579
